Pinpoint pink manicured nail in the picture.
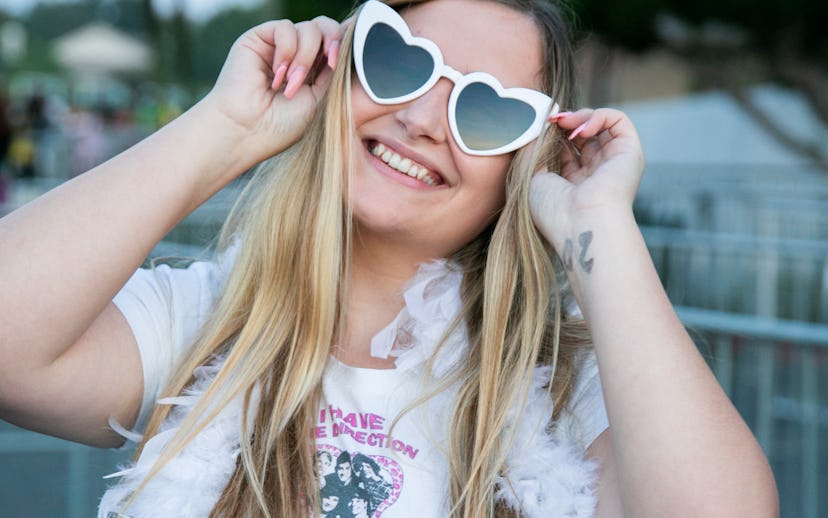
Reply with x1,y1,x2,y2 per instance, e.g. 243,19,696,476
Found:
284,66,306,97
568,121,588,140
272,63,288,90
548,111,573,120
327,40,340,69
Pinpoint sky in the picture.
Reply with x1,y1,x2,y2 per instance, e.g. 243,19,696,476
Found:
2,0,265,21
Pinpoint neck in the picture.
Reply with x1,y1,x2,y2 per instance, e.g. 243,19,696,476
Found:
336,226,443,368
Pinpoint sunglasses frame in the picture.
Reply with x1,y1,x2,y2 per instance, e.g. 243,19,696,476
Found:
353,0,559,156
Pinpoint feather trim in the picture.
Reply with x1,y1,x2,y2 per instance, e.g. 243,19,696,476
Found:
99,261,597,517
495,365,598,517
98,358,250,518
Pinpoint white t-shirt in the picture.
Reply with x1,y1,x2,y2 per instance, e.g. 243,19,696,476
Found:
112,260,608,517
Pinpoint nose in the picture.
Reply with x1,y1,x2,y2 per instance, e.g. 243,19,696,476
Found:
394,78,453,146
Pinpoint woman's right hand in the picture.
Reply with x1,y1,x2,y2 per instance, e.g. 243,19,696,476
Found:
205,16,345,163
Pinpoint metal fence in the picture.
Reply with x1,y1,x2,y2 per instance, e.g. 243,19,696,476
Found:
0,422,130,516
643,225,828,323
677,306,828,518
1,303,824,516
2,172,826,516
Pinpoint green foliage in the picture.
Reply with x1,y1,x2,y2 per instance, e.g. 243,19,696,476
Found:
283,0,358,21
8,1,154,76
9,0,823,100
572,0,828,61
570,0,662,51
26,0,149,39
669,0,828,59
192,8,270,86
189,0,358,87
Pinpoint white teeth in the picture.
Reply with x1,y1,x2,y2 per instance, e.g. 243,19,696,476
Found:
368,142,438,185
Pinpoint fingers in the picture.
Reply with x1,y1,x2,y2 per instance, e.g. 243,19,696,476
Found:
260,20,296,90
248,16,344,98
548,108,639,143
314,16,344,69
548,107,643,171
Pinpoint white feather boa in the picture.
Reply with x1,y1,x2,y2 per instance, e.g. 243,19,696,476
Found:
99,260,598,517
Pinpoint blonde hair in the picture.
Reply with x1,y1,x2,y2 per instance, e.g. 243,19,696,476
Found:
129,1,590,516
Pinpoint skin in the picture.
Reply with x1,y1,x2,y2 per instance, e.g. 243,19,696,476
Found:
337,462,352,484
361,462,377,480
318,451,333,475
348,1,538,260
0,0,778,516
350,497,369,517
339,0,542,368
322,495,339,512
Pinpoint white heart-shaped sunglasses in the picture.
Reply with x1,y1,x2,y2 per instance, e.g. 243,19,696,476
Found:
353,0,559,156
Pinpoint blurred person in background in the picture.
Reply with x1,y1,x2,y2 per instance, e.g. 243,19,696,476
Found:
7,125,35,178
0,81,11,204
0,82,10,165
0,1,778,517
64,105,107,177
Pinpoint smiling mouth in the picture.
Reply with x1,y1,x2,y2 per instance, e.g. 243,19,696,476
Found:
367,141,444,187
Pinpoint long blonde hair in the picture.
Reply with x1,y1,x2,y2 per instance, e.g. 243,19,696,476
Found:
130,1,589,516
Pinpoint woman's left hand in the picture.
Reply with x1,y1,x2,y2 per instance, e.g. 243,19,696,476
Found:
529,108,645,249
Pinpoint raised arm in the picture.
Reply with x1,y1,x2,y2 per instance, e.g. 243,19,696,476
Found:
0,17,344,447
530,109,779,517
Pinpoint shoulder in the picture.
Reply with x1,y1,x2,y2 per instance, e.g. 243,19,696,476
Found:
112,243,239,433
114,243,239,328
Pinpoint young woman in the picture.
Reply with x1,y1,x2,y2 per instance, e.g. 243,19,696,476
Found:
0,0,778,516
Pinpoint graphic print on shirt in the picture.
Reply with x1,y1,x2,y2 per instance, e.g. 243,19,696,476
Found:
316,405,419,517
317,446,402,517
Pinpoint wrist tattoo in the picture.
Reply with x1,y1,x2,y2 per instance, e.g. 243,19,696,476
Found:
562,231,594,274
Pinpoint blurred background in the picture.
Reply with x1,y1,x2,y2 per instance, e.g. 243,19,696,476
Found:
0,0,825,516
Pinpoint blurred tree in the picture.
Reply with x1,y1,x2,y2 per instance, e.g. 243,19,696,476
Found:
26,0,146,38
264,0,284,19
573,0,828,170
141,0,161,80
20,1,152,75
282,0,356,23
171,0,193,87
189,0,356,87
193,7,267,85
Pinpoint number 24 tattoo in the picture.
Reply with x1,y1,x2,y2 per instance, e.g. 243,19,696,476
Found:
562,231,595,274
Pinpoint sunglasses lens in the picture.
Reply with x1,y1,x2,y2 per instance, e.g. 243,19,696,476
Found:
454,82,537,152
363,23,434,99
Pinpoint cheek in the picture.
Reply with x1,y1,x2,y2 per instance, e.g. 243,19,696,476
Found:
447,157,511,239
351,77,385,128
461,154,511,205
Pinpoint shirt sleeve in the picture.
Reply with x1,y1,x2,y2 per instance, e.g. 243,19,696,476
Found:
555,350,609,451
113,259,227,434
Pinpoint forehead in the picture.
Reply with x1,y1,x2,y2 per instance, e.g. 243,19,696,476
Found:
400,0,544,90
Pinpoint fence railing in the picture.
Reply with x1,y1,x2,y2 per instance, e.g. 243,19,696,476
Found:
0,421,130,516
643,225,828,323
2,184,827,516
676,306,827,518
1,301,825,516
